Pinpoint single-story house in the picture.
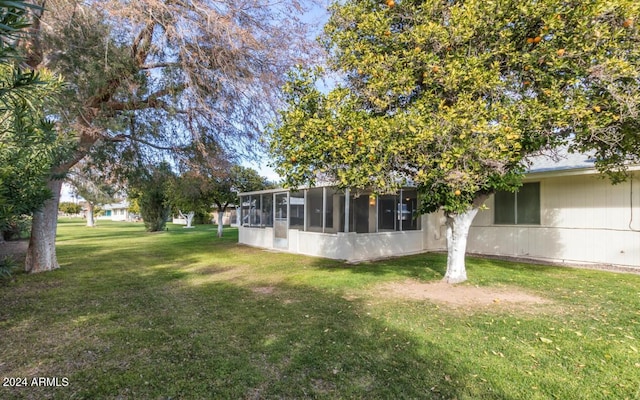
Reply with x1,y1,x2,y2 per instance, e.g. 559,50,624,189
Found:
97,202,135,222
172,206,239,226
238,153,639,268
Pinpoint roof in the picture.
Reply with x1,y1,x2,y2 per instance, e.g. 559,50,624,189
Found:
102,202,129,210
525,149,597,174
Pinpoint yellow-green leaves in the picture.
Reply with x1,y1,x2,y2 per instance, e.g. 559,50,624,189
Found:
271,0,640,209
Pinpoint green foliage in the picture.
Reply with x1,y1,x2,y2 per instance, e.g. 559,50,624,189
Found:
0,1,69,237
0,255,18,281
270,0,640,214
2,219,640,398
59,202,82,215
0,214,29,241
128,163,173,232
169,163,270,215
0,1,32,62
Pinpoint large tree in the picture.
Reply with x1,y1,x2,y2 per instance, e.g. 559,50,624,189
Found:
269,0,640,283
0,1,67,244
21,0,320,272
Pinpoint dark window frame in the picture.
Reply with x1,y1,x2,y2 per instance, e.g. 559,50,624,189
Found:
494,182,541,225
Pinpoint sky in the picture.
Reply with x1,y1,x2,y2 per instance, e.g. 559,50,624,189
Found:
239,1,331,184
61,2,331,203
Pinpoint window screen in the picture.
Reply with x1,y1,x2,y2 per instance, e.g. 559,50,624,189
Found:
494,182,540,225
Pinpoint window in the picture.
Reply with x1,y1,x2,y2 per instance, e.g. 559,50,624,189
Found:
350,193,373,233
378,194,397,231
401,189,420,231
321,188,345,233
261,194,273,227
250,195,261,226
307,188,323,232
494,182,540,225
241,196,250,226
289,191,304,230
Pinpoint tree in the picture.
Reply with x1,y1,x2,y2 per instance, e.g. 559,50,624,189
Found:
269,0,640,283
167,171,212,229
21,0,320,272
128,162,173,232
58,202,82,215
0,1,67,245
67,160,120,227
174,145,270,237
209,165,269,238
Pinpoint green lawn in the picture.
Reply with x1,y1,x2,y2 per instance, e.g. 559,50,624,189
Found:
1,219,639,399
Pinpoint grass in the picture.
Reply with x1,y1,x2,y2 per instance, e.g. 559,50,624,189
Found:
1,219,639,399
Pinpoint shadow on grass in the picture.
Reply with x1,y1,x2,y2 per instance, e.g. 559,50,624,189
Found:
310,253,448,282
1,267,489,399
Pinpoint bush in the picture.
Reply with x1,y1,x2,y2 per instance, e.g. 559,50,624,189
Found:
0,256,18,282
1,215,31,241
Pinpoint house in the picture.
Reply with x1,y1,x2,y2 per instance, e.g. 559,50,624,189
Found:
212,205,239,227
97,202,135,222
171,206,239,226
467,152,640,267
238,153,639,268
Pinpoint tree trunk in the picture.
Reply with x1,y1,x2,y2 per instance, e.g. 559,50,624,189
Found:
86,202,96,227
443,208,478,284
178,210,195,228
217,210,224,238
25,179,63,273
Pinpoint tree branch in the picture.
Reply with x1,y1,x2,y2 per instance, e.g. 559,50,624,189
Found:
111,133,177,151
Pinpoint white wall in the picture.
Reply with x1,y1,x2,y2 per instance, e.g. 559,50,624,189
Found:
239,227,274,250
468,172,640,267
239,215,431,262
294,230,425,262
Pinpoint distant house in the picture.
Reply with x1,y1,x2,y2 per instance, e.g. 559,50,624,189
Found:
98,202,134,222
171,206,239,226
238,152,639,268
212,205,238,227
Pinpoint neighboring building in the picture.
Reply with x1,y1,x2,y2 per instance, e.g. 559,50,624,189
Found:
212,206,238,227
98,202,134,222
172,207,239,226
239,152,640,268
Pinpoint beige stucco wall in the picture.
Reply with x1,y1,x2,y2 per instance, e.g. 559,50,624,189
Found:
467,172,640,267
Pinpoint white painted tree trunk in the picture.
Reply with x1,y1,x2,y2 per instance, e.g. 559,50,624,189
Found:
86,202,96,227
25,179,62,273
443,208,479,284
217,210,224,238
179,210,195,228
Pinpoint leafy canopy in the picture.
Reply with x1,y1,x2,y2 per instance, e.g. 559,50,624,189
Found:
0,1,68,233
270,0,640,214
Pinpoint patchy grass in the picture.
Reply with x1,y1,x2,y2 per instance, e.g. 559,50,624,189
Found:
1,219,639,399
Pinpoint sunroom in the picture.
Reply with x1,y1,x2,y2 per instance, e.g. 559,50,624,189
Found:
237,185,436,262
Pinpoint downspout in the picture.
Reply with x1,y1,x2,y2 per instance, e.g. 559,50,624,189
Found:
630,176,640,232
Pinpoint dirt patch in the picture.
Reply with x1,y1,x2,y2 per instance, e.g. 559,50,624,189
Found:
251,286,276,295
377,280,550,310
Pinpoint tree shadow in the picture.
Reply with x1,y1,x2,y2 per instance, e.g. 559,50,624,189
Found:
0,268,497,399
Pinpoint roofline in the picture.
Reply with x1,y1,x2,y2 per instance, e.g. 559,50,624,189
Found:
240,165,640,195
525,164,640,179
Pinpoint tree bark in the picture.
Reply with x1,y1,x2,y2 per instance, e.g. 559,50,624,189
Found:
443,195,488,284
86,202,96,227
217,210,224,238
178,210,195,228
25,179,62,273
